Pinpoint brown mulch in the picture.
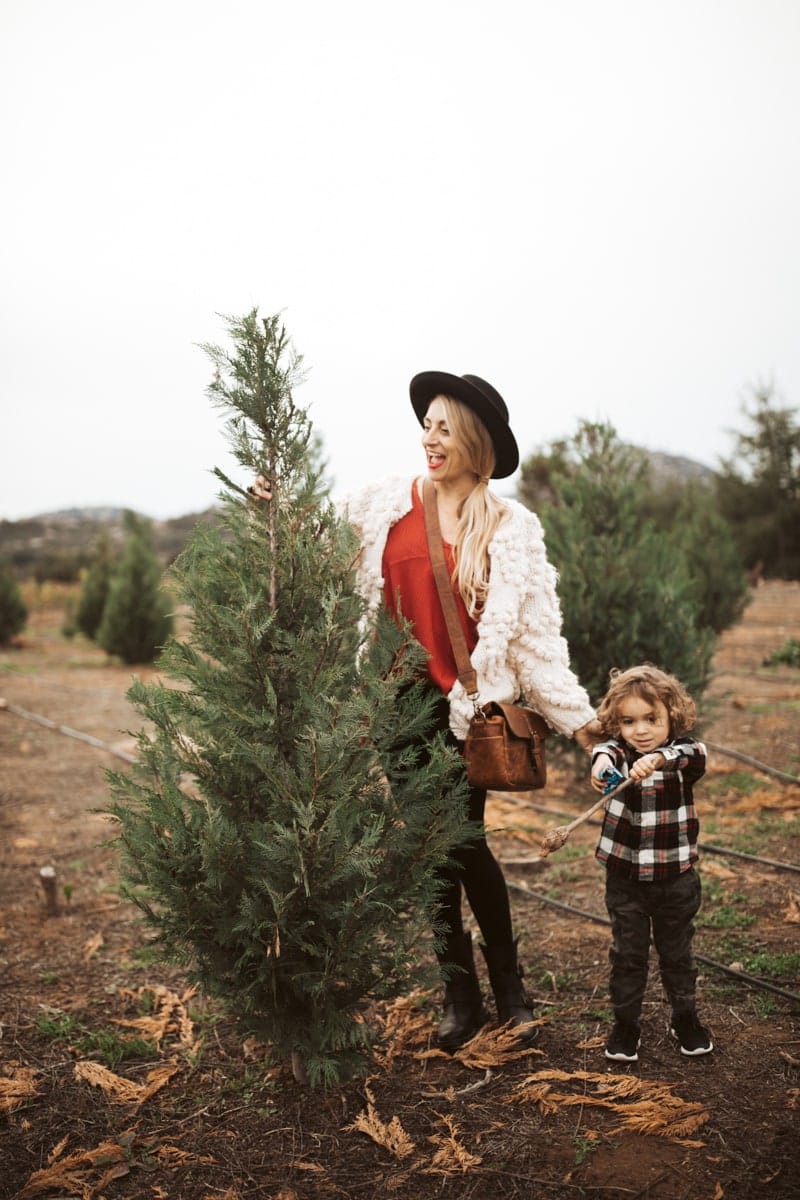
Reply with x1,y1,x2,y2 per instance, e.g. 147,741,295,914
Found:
1,581,799,1200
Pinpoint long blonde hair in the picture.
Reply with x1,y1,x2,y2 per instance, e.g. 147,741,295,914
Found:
439,395,509,617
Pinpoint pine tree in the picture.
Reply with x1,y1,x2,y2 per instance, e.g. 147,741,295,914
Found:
0,559,27,646
76,530,115,639
97,513,173,664
716,384,800,579
518,422,714,707
661,483,748,634
108,310,469,1086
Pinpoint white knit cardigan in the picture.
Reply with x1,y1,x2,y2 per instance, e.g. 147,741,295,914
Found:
341,475,596,741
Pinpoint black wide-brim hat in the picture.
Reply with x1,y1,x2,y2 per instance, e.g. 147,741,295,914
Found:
409,371,520,479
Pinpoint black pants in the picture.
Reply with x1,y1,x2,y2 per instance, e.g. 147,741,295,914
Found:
427,694,514,951
605,867,702,1022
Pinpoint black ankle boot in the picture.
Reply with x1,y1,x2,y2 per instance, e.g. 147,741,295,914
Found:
480,940,538,1045
436,932,488,1051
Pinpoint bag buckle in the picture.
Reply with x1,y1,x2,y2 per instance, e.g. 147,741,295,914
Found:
468,692,485,720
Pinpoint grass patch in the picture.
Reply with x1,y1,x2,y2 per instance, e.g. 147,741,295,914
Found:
703,771,762,798
34,1010,158,1067
544,865,582,886
740,950,800,981
700,881,756,929
746,699,800,715
749,994,778,1018
574,1133,601,1166
724,811,800,854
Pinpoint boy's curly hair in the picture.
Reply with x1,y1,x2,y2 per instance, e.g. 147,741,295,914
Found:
597,663,697,739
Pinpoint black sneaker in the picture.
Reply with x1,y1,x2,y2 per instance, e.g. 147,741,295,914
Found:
604,1018,641,1062
670,1013,714,1056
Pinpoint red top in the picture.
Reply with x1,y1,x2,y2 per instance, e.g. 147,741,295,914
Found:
382,483,479,694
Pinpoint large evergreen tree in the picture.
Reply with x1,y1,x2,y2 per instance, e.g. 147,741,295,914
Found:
108,311,468,1085
97,513,173,664
518,422,715,706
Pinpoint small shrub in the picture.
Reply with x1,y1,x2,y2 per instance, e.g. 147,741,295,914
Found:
0,559,27,645
764,638,800,668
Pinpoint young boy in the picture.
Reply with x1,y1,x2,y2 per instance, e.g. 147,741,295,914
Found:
590,664,713,1062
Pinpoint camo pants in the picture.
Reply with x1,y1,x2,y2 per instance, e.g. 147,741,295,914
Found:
604,867,702,1023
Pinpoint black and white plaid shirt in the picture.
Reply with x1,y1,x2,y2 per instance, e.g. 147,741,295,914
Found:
592,737,707,882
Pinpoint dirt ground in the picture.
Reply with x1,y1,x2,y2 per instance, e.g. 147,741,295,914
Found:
1,581,799,1200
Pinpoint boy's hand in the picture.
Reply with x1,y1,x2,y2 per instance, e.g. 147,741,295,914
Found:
591,753,614,793
629,752,665,782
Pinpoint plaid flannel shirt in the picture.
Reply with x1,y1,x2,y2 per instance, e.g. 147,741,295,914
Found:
593,736,707,882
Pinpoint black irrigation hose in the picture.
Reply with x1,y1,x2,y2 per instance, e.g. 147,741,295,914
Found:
703,739,800,788
700,843,800,876
501,796,800,876
507,879,800,1006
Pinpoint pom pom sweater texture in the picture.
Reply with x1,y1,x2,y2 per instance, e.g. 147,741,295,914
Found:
342,476,596,740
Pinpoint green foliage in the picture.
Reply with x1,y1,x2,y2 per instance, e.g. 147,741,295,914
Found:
109,310,470,1086
652,482,748,635
764,638,800,668
0,558,27,645
76,530,115,639
518,422,714,708
699,881,755,929
741,950,800,980
33,1012,157,1067
97,513,173,664
716,383,800,579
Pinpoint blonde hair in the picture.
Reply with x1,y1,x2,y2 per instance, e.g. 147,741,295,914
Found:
438,395,509,617
597,664,697,739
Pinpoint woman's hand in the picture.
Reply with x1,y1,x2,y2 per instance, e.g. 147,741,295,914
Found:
247,475,273,502
574,718,602,756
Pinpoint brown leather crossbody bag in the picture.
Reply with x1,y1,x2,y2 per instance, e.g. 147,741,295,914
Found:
422,480,548,792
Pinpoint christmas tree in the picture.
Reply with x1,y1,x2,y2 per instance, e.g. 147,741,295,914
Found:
521,421,714,704
98,512,174,665
108,311,469,1085
0,558,27,646
76,530,114,640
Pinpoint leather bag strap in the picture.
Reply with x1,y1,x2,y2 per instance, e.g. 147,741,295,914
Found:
421,479,480,701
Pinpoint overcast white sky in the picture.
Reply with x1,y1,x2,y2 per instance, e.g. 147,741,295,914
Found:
2,0,798,520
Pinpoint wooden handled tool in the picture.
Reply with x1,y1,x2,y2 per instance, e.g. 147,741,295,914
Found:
539,776,634,857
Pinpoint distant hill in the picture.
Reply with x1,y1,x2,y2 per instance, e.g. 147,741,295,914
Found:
645,451,716,487
1,449,718,581
0,507,222,580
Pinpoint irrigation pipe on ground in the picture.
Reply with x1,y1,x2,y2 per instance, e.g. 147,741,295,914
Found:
4,698,800,1002
0,700,137,764
500,796,800,876
506,879,800,1006
3,700,800,877
703,739,800,787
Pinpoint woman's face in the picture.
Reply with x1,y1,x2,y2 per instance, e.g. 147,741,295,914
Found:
422,397,474,488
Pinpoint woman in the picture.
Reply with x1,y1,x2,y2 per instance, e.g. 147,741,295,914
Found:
254,371,599,1050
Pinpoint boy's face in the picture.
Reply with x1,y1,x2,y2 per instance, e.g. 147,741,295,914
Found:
616,694,670,753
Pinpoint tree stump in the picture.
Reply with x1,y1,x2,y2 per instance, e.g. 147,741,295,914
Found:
39,865,60,916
